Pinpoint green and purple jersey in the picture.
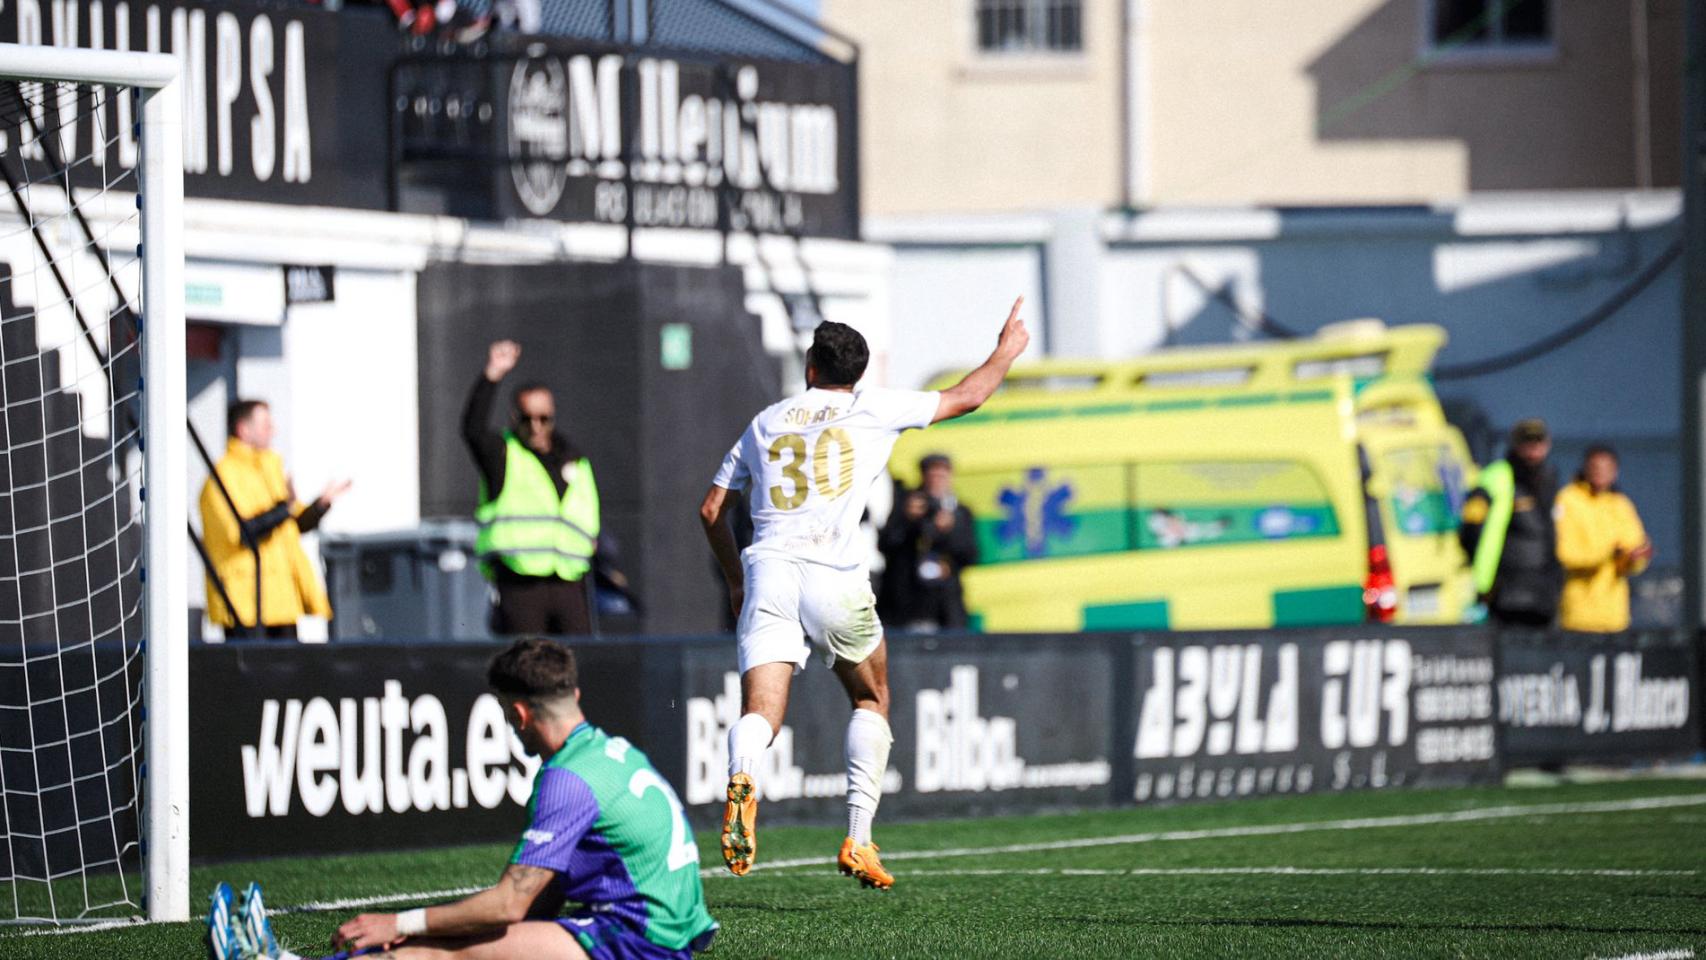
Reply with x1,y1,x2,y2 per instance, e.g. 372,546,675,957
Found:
511,724,716,951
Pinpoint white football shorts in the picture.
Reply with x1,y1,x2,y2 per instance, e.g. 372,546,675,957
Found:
737,555,883,674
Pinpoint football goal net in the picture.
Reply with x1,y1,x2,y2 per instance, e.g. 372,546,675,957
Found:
0,44,186,924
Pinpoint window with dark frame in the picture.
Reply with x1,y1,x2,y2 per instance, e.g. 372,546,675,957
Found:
1428,0,1552,52
975,0,1084,55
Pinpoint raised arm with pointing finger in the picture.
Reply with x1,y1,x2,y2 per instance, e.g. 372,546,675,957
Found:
931,297,1031,424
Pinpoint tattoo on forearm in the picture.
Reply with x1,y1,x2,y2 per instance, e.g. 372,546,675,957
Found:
502,864,555,899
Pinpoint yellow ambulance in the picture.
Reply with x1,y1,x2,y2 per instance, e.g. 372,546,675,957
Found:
890,321,1476,631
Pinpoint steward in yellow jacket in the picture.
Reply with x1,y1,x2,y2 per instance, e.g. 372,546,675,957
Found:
1554,445,1651,634
200,401,349,639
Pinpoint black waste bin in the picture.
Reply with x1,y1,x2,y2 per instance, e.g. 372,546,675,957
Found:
322,520,492,640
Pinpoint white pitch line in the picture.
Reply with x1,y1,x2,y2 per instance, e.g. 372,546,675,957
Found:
11,792,1704,938
739,867,1698,879
1592,950,1695,960
714,792,1706,876
9,918,145,937
271,885,486,916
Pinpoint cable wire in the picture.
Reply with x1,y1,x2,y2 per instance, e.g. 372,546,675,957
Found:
1433,239,1681,380
1173,236,1682,381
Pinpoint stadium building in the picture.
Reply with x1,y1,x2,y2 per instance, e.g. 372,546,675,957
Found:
825,0,1688,623
0,0,886,639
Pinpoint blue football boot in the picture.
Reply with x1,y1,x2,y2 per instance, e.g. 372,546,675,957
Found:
206,882,241,960
237,881,282,959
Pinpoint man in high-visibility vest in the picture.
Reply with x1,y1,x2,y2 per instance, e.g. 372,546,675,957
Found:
463,340,600,635
1458,418,1562,627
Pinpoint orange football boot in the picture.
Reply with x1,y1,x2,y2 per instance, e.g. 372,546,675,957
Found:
721,773,757,876
838,837,895,890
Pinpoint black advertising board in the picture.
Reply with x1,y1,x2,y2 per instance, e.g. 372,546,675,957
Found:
676,634,1118,828
1124,629,1501,804
393,37,859,238
177,627,1699,860
0,0,394,210
1497,632,1700,766
188,633,1120,858
1,3,859,236
189,640,658,859
284,264,334,305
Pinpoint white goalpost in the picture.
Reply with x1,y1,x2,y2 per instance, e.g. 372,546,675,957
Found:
0,44,186,923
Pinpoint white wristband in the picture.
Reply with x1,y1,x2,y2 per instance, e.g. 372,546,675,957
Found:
396,908,428,937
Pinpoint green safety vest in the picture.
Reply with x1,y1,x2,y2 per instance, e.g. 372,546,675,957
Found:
476,434,600,582
1470,459,1516,596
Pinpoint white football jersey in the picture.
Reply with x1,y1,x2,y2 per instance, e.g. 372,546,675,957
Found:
714,386,940,570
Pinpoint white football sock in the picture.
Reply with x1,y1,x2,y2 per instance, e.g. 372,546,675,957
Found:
728,712,775,780
844,708,892,844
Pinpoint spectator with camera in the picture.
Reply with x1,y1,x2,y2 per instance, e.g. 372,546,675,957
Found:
878,453,980,631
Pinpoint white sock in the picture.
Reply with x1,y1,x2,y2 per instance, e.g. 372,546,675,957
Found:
848,805,873,846
844,708,892,844
728,712,774,780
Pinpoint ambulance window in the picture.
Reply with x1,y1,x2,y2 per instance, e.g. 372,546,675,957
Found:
1357,403,1418,428
1294,353,1386,381
1378,445,1465,536
1000,373,1103,392
1139,367,1253,389
1132,460,1340,549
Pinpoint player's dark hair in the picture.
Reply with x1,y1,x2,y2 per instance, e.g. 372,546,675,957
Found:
807,322,869,388
227,399,268,436
487,637,579,702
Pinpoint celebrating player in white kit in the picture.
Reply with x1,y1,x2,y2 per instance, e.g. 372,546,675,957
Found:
698,299,1029,889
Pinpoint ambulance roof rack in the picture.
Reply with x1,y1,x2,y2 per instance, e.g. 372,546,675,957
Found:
985,322,1447,396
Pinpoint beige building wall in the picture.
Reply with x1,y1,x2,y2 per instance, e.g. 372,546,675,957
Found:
1145,0,1683,205
827,0,1682,214
822,0,1125,216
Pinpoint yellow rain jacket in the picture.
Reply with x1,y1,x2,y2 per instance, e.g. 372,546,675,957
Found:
1554,480,1649,633
199,438,332,628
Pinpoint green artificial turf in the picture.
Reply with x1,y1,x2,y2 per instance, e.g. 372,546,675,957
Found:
5,778,1704,958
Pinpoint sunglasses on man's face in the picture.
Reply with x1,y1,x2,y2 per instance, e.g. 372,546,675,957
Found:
518,413,554,425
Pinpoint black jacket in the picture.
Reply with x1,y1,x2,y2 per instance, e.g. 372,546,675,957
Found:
1458,452,1561,624
878,491,980,629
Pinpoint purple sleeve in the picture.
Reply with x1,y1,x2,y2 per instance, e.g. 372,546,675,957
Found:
509,768,599,873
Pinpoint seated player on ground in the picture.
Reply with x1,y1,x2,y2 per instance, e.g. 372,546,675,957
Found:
205,637,717,960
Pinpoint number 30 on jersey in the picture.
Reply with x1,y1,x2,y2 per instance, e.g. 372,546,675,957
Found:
767,428,854,509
